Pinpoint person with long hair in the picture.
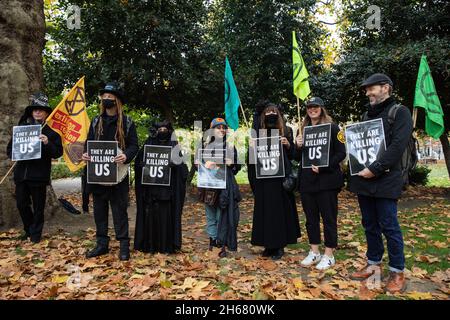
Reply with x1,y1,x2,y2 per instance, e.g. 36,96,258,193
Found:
82,82,139,261
294,97,346,270
250,104,300,260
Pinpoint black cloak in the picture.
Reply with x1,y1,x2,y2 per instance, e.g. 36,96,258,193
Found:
134,121,188,253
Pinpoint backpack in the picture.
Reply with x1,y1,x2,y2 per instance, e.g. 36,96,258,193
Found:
363,104,418,188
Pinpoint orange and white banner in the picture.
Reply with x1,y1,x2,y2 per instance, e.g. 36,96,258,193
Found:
46,76,90,172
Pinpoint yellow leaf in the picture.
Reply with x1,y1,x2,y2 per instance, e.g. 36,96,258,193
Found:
52,275,69,284
292,277,304,289
407,291,433,300
160,279,172,288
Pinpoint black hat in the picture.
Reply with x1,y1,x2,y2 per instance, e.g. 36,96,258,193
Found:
361,73,393,88
306,97,324,107
99,81,126,103
25,92,52,114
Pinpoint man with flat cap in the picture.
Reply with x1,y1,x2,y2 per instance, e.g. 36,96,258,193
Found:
6,93,63,243
348,73,413,293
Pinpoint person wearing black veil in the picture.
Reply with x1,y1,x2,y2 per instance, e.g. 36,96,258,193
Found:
134,120,188,254
248,100,294,195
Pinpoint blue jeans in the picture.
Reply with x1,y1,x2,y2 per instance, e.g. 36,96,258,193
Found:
357,195,405,272
205,205,221,239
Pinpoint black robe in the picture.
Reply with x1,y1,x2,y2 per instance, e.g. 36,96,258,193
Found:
134,137,188,253
250,131,300,249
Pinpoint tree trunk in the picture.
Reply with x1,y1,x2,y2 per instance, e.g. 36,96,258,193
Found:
0,0,61,229
439,133,450,178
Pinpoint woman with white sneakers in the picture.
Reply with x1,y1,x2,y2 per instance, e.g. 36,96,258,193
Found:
294,97,346,270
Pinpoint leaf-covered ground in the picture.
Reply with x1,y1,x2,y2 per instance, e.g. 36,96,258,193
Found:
0,185,448,300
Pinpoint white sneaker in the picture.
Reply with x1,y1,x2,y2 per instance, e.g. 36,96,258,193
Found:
301,251,322,267
316,254,336,271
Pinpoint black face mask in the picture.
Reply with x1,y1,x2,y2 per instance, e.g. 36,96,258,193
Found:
265,114,278,127
157,131,171,141
102,99,116,109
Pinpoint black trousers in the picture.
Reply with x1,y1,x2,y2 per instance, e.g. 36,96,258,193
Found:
92,188,129,247
15,181,47,241
300,190,339,248
81,173,90,212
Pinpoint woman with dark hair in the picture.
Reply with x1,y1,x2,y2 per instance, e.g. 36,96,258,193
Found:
294,97,346,270
82,82,139,261
134,120,188,254
250,104,300,260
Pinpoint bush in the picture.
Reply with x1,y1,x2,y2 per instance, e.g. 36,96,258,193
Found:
51,163,83,180
409,165,431,186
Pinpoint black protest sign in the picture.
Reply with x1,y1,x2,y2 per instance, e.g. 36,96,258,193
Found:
87,141,118,184
254,136,285,179
345,118,387,175
197,148,227,189
12,125,42,161
302,123,331,168
141,145,172,186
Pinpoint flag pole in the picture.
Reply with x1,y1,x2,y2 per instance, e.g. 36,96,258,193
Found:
0,162,16,185
296,97,302,137
412,107,418,128
239,103,249,128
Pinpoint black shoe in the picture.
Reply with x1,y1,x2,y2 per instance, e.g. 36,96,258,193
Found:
209,237,217,251
261,248,273,257
86,245,109,258
218,247,227,258
17,233,30,241
119,242,130,261
271,248,284,260
30,236,41,244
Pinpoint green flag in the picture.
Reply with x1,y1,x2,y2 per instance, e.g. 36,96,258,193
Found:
414,55,445,139
292,31,311,100
225,56,240,130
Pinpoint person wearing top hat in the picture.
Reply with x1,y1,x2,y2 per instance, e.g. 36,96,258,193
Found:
6,93,63,243
348,73,412,294
293,97,346,270
82,82,139,261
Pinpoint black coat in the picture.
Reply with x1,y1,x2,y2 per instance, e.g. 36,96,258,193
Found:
134,136,188,253
251,131,300,249
85,113,139,195
7,117,63,185
294,123,346,193
348,97,413,199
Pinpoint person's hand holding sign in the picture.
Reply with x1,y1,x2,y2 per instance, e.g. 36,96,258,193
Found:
39,134,49,145
280,137,290,149
205,161,218,170
311,165,320,174
358,168,375,179
115,153,127,164
82,152,90,162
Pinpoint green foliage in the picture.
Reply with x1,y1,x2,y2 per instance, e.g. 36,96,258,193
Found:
51,162,83,179
315,0,450,129
409,165,431,186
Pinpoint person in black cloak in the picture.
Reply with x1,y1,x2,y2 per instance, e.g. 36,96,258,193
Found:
247,100,294,195
196,118,242,258
250,103,300,260
134,120,188,254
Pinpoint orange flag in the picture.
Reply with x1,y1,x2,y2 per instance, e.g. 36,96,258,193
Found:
46,76,90,172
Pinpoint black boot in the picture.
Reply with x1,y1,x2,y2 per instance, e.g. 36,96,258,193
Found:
271,248,284,260
209,237,217,251
261,248,273,257
86,244,109,258
119,241,130,261
218,246,227,258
